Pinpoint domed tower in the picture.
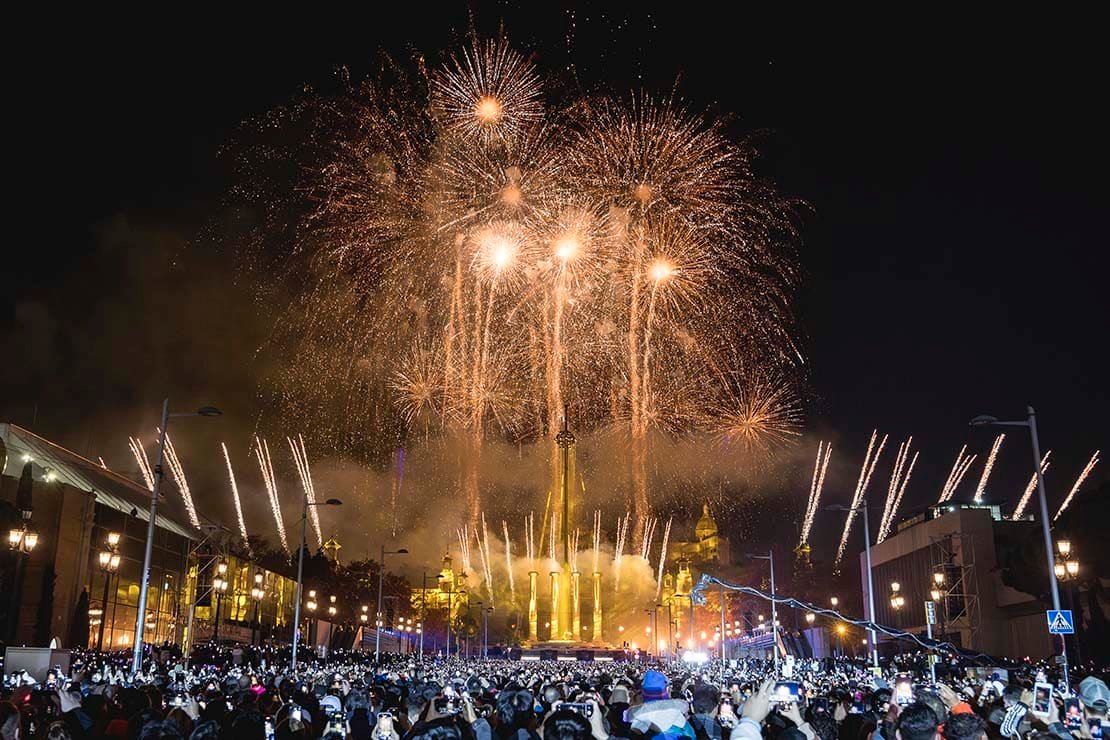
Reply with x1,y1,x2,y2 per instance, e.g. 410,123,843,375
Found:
695,502,719,562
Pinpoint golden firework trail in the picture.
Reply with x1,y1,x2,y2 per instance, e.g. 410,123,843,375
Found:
939,445,973,503
98,456,108,470
160,432,200,529
877,438,918,544
524,511,535,565
456,525,473,574
613,511,631,591
128,436,155,491
592,510,602,573
1053,451,1101,521
569,529,581,572
798,441,832,548
973,433,1006,503
242,34,802,527
654,517,673,599
1011,451,1051,520
221,443,251,551
640,516,659,560
287,435,323,548
253,436,289,555
834,430,888,566
478,514,495,602
502,519,515,603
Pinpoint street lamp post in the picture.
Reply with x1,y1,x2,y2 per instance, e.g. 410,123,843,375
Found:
747,550,778,672
826,501,879,668
971,407,1068,685
96,532,122,651
1054,539,1082,667
212,560,229,643
250,571,265,647
132,400,221,674
375,545,408,660
291,497,342,671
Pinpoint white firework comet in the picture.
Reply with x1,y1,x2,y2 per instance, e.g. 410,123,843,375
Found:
1054,451,1101,521
973,433,1005,503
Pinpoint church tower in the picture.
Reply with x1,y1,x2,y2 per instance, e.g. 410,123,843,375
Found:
695,502,719,561
323,536,342,564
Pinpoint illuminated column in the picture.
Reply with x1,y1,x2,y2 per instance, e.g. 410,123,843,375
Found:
592,571,603,644
571,570,581,641
549,571,560,640
528,571,539,642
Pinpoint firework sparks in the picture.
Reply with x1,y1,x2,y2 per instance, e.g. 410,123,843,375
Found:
939,445,974,503
877,438,918,544
1054,451,1101,521
457,525,473,574
288,435,323,548
973,433,1006,503
592,510,602,573
834,430,888,566
238,34,801,527
128,436,155,491
654,517,673,599
254,436,290,555
798,441,832,548
502,519,515,603
221,443,251,552
161,432,200,529
478,514,495,602
613,511,631,591
1012,451,1051,520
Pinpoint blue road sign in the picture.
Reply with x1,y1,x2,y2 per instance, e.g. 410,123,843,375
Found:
1047,610,1074,634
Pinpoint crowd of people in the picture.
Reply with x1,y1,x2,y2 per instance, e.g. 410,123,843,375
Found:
1,644,1106,740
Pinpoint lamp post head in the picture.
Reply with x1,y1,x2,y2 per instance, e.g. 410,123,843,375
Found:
324,498,342,506
197,406,223,417
397,548,409,554
969,415,998,427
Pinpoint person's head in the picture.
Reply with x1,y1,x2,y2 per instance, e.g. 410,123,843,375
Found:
46,721,74,740
943,711,986,740
496,689,535,730
915,692,947,726
641,671,669,702
408,717,464,740
0,702,20,740
1079,677,1110,719
809,715,838,740
544,709,592,740
895,703,941,740
163,709,194,738
690,684,720,715
229,711,267,740
187,720,221,740
139,720,184,740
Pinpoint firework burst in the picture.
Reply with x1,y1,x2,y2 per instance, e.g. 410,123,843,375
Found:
235,35,802,525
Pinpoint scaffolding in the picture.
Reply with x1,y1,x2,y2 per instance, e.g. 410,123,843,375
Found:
929,532,981,651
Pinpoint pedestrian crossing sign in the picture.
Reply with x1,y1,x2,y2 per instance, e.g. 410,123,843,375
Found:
1047,610,1074,634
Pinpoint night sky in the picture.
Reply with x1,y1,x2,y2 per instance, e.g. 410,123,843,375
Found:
4,7,1106,560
